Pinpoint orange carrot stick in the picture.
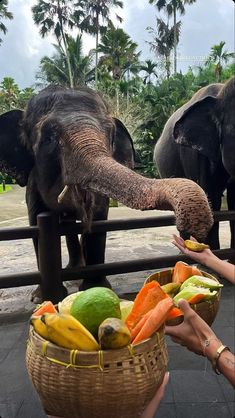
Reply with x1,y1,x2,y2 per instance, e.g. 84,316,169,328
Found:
125,281,168,330
132,297,173,345
33,301,57,316
131,308,154,341
187,294,205,304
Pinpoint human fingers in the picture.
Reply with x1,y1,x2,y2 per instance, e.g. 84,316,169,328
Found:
141,372,169,418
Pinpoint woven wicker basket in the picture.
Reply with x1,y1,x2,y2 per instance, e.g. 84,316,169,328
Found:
26,326,168,418
145,268,221,326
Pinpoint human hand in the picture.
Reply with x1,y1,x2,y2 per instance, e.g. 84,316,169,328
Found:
165,299,219,357
141,372,169,418
172,234,215,266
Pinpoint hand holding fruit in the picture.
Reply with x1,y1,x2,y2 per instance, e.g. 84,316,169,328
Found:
172,234,215,265
165,299,219,356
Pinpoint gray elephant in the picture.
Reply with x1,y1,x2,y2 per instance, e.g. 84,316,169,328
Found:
0,85,213,301
154,76,235,249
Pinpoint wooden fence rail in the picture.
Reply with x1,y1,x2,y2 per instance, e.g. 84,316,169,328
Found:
0,210,235,302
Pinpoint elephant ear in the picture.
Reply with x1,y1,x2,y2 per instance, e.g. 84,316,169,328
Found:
0,110,34,186
173,96,220,163
112,118,136,169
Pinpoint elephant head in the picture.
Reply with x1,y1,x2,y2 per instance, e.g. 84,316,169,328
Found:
0,85,213,240
173,77,235,178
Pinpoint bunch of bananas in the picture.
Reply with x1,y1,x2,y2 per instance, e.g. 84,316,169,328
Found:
31,313,100,351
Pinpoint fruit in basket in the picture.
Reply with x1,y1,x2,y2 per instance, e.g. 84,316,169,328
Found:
172,261,202,284
33,301,57,316
132,297,174,345
184,240,210,252
98,318,131,349
125,281,168,330
31,316,50,340
173,285,217,306
58,291,83,314
120,300,134,322
70,287,121,337
180,275,223,291
161,283,181,297
40,313,100,351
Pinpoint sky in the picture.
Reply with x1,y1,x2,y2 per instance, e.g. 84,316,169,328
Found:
0,0,234,89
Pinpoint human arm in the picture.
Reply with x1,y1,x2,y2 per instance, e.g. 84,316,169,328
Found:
172,234,235,285
141,372,169,418
165,299,235,387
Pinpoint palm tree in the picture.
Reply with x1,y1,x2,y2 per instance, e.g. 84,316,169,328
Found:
147,18,181,78
206,41,235,82
0,0,13,45
149,0,197,73
78,0,123,87
97,27,140,111
140,60,158,85
36,34,94,87
32,0,83,88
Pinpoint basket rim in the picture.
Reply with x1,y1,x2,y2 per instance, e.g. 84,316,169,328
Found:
144,268,221,308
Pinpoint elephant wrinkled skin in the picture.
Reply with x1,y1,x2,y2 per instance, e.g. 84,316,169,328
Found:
0,85,213,301
154,77,235,249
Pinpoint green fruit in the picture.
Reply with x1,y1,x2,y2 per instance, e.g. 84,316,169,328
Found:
173,285,217,306
180,275,223,291
58,291,83,315
120,299,134,322
70,287,121,337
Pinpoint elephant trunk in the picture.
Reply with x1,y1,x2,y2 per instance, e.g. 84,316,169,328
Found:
62,128,213,240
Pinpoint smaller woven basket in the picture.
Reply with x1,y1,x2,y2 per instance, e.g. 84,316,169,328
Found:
145,268,221,326
26,326,168,418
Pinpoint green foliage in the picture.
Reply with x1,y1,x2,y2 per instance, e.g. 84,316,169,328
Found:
0,77,35,113
0,0,13,45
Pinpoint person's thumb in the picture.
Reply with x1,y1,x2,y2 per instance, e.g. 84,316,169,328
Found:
177,299,194,316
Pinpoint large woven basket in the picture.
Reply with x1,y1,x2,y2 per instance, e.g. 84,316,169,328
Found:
26,326,168,418
145,268,221,326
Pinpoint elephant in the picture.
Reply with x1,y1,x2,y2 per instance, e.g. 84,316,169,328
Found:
0,84,213,302
154,76,235,250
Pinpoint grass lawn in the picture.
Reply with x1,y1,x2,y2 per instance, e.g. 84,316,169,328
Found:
0,184,12,193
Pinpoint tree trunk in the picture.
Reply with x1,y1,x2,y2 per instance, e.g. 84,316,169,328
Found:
95,13,99,89
173,6,177,74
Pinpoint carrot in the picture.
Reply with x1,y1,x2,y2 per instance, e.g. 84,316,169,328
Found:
172,261,202,284
187,294,205,304
125,281,168,330
132,297,174,345
131,308,154,341
166,306,183,320
33,301,57,316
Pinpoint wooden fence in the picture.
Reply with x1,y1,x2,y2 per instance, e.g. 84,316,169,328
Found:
0,211,235,302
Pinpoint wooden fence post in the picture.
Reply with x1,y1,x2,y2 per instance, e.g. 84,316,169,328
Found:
37,212,67,303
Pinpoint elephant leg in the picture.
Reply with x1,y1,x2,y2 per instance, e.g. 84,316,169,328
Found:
79,196,110,290
182,150,224,249
61,214,85,268
227,180,235,251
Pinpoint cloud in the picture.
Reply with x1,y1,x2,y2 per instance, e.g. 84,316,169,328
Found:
0,0,234,88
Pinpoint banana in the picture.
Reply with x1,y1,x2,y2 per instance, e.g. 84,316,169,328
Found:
98,318,131,350
31,315,50,340
41,313,100,351
184,240,209,252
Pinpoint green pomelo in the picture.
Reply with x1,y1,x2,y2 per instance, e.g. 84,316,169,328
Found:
70,287,121,336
